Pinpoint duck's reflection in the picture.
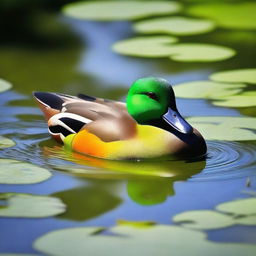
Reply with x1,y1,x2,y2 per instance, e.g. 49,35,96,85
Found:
44,145,206,220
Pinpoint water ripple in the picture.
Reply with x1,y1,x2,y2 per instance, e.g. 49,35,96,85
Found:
192,141,256,181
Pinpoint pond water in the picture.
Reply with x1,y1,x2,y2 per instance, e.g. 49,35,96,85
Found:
0,2,256,255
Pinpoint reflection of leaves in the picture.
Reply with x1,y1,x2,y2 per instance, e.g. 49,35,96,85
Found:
0,78,12,93
113,37,235,62
52,186,122,221
210,69,256,84
63,1,182,21
187,116,256,141
174,81,245,99
0,136,15,148
0,193,66,218
34,225,256,256
117,219,156,228
0,159,51,184
134,16,216,36
187,2,256,30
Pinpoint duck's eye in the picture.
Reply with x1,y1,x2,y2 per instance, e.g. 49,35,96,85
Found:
145,92,158,101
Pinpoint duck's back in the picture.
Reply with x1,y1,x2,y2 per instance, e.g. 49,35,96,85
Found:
33,92,137,143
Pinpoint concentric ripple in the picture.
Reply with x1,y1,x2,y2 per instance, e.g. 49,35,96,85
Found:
191,141,256,181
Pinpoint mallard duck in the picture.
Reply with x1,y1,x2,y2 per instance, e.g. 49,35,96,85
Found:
34,77,207,160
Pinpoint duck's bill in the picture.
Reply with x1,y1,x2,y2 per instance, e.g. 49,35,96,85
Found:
163,108,193,134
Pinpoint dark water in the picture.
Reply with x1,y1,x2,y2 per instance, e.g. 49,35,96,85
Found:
0,12,256,254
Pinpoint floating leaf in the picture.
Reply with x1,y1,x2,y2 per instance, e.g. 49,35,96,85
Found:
167,44,235,62
0,159,51,184
113,37,235,62
34,225,256,256
235,216,256,226
187,116,256,141
173,210,235,230
63,1,182,21
212,92,256,107
187,2,256,30
217,198,256,216
0,136,15,148
112,36,178,58
210,69,256,84
0,193,66,218
134,16,216,36
174,81,245,99
117,219,156,228
0,78,12,93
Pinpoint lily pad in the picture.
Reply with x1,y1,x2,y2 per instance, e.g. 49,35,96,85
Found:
112,36,179,58
34,225,256,256
187,116,256,141
235,216,256,226
134,16,216,36
212,92,256,108
210,69,256,84
113,37,235,62
216,198,256,216
0,136,15,148
174,81,245,99
187,2,256,30
0,159,51,184
63,1,182,21
0,193,66,218
173,210,235,230
0,78,12,93
167,44,235,62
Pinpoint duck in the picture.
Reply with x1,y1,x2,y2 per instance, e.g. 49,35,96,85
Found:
34,77,207,160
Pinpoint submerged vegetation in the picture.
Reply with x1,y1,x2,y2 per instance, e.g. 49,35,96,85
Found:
0,0,256,255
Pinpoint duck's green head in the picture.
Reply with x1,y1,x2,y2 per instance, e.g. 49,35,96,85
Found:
127,77,193,134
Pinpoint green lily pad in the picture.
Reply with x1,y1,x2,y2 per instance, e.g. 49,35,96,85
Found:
0,78,12,93
216,198,256,216
187,2,256,30
235,215,256,226
113,37,235,62
63,1,182,21
210,69,256,84
34,225,256,256
174,81,245,99
167,44,235,62
112,36,179,58
0,136,15,148
187,116,256,141
0,159,52,184
212,92,256,108
173,210,235,230
134,16,216,36
0,193,66,218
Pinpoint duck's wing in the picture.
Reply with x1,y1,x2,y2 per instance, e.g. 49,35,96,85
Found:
33,92,136,142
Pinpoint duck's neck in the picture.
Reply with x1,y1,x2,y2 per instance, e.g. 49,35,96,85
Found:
146,118,196,143
146,118,179,135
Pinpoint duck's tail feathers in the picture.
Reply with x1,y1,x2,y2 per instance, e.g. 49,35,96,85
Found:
33,91,66,121
48,113,92,143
